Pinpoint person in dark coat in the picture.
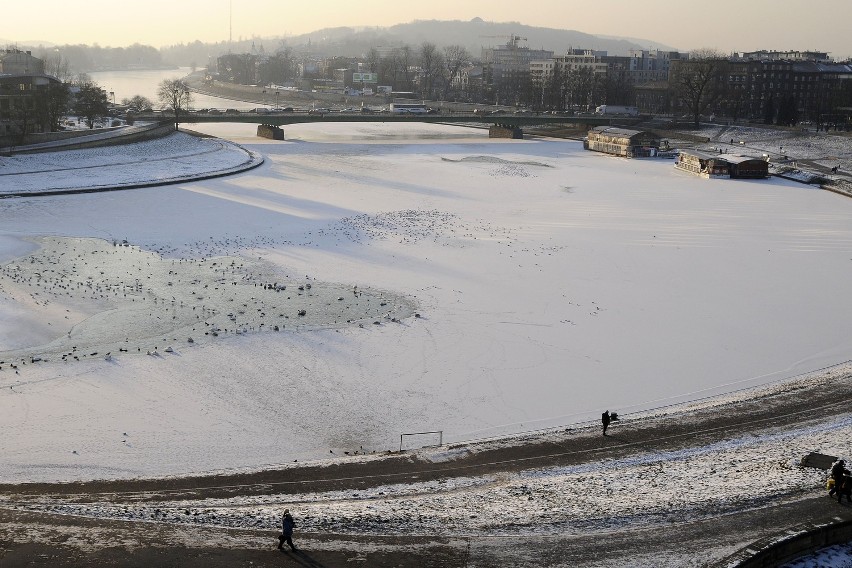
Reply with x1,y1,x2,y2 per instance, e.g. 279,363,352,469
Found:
602,410,611,436
278,509,297,551
830,460,849,502
841,475,852,504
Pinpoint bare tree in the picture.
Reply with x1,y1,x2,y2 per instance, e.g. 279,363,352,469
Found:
603,68,635,107
157,79,193,131
376,51,395,88
442,45,471,100
71,73,92,86
121,95,154,111
670,49,728,127
418,42,443,100
542,63,566,110
565,68,602,110
34,82,71,131
366,48,381,74
393,45,414,91
258,47,296,86
218,53,258,84
7,97,35,146
42,52,73,82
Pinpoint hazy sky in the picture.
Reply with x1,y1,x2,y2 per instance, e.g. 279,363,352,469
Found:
4,0,851,58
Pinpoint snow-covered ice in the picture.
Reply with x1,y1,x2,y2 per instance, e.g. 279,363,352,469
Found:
1,121,851,483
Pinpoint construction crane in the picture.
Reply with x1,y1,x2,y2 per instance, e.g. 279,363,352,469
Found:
479,34,528,49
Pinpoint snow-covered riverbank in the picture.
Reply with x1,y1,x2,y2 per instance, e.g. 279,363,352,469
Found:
0,130,261,195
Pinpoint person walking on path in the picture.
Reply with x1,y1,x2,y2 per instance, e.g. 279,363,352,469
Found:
830,460,849,502
602,410,611,436
278,509,297,551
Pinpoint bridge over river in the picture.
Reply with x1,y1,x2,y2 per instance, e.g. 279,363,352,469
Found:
134,110,623,138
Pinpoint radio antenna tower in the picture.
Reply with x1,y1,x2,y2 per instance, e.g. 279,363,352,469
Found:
229,0,233,44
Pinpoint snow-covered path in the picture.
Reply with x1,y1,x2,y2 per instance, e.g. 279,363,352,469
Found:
0,130,260,194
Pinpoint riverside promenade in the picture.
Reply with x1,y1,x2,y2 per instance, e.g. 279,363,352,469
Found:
0,124,262,197
2,363,852,567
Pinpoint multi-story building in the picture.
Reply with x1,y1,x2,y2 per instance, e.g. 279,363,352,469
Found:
529,59,555,88
0,49,45,75
482,38,554,75
0,50,61,142
529,48,689,110
721,58,852,122
532,49,609,80
482,38,553,103
532,49,688,88
529,49,610,108
556,49,609,77
735,50,832,63
628,49,686,84
451,65,484,100
634,80,673,115
663,50,852,123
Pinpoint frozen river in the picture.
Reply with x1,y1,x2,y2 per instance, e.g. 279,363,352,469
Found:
90,67,260,110
1,120,851,482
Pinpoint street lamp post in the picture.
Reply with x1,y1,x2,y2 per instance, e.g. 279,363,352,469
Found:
276,91,280,109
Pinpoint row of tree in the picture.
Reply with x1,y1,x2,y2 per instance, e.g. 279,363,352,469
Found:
32,43,169,78
363,43,472,101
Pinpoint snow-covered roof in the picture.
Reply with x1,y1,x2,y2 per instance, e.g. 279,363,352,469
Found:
677,149,727,160
590,126,658,139
678,150,767,164
724,154,768,164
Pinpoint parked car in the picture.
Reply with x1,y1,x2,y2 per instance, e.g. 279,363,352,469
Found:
207,108,221,115
308,108,330,115
225,109,240,114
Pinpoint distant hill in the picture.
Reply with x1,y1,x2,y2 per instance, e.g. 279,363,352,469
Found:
160,19,679,67
1,39,56,49
278,18,677,58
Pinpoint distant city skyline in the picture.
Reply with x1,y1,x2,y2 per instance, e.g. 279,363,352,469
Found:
4,0,850,59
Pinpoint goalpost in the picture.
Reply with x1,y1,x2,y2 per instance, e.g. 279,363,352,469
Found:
399,430,443,452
